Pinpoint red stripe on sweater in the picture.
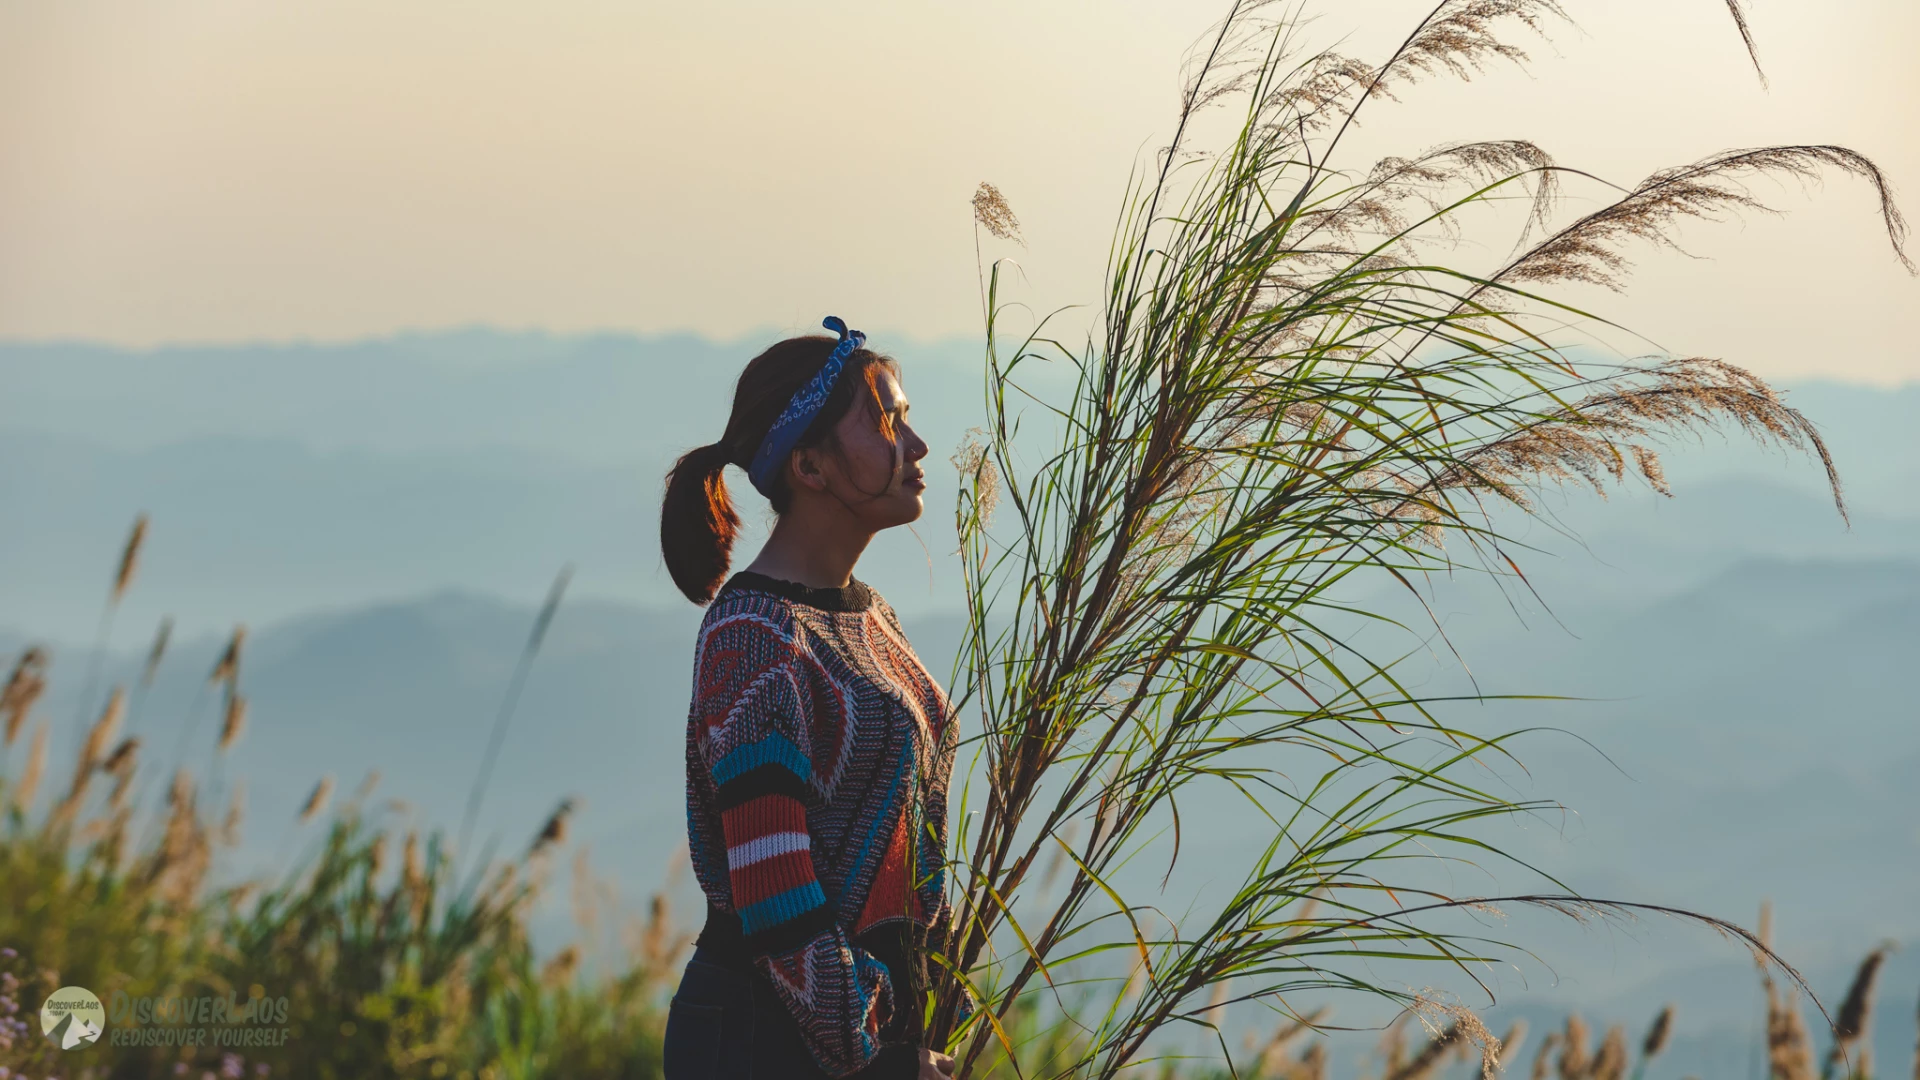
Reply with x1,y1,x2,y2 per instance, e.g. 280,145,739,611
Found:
728,848,819,908
719,793,808,846
854,810,918,935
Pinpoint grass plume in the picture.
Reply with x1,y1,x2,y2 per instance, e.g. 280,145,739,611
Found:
300,775,335,824
141,616,174,688
1,648,48,750
930,0,1895,1073
1823,946,1891,1080
219,693,249,754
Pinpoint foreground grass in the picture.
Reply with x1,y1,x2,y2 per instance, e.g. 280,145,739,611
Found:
0,776,684,1080
3,757,1908,1080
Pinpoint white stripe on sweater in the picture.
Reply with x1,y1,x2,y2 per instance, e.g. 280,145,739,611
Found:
728,831,811,869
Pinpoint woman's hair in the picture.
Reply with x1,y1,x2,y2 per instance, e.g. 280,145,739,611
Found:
660,333,901,605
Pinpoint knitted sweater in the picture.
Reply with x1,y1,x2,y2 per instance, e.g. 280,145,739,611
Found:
684,570,958,1078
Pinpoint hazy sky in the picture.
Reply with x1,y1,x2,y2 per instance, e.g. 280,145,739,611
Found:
1,0,1914,381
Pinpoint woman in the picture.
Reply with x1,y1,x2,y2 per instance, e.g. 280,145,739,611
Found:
658,316,962,1079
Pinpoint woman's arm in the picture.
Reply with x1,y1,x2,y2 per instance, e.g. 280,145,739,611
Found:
693,611,918,1079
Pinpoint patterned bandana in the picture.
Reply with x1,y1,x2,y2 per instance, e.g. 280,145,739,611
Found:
747,315,866,498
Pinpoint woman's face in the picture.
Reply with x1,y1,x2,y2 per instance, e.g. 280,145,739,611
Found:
798,364,929,530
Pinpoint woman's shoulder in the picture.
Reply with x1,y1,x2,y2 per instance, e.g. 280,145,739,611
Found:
867,589,906,635
696,578,805,656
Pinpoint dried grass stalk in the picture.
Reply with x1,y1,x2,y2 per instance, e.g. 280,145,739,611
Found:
1386,1020,1467,1080
1530,1033,1562,1080
541,944,581,988
1202,976,1231,1032
1559,1016,1592,1080
2,647,49,748
1402,358,1846,525
299,775,334,824
637,892,680,975
529,796,577,859
1295,1042,1328,1080
210,625,247,688
951,428,1003,530
57,686,126,819
1497,146,1912,291
1720,0,1764,86
1824,946,1891,1080
404,830,426,892
112,514,149,603
222,781,245,847
972,182,1025,245
218,694,248,754
1591,1025,1628,1080
150,769,210,906
1496,1022,1529,1080
1642,1005,1674,1061
142,617,174,688
15,723,49,810
1409,1000,1502,1080
402,829,430,926
571,847,602,936
105,736,141,811
1245,1007,1326,1075
1767,980,1817,1080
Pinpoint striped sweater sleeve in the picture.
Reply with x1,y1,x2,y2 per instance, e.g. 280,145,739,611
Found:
693,613,915,1079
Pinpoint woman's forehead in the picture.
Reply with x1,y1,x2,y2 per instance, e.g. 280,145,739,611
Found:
868,365,907,408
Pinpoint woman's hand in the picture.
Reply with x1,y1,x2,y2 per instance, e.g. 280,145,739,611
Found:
919,1047,956,1078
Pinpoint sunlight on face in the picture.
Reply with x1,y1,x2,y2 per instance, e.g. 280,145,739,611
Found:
819,365,930,531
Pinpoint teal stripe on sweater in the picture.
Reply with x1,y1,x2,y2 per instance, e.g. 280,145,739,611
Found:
713,732,811,787
739,881,828,935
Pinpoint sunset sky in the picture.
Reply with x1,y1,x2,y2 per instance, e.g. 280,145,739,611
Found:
1,0,1914,381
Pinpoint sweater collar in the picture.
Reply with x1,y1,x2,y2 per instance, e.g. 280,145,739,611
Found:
722,569,875,613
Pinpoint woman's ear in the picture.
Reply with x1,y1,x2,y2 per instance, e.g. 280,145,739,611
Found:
788,445,831,493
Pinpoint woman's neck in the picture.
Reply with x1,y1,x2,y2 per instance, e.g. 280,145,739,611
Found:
744,511,873,590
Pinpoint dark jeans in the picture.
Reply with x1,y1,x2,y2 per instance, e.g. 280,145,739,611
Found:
665,945,920,1079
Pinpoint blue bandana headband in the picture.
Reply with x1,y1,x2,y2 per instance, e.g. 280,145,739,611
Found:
747,315,866,498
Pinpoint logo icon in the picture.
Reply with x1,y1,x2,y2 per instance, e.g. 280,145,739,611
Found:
40,985,105,1049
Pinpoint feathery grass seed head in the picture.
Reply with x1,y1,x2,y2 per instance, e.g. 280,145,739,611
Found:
2,647,49,748
112,513,149,603
142,617,173,688
15,723,48,810
299,776,334,824
972,182,1025,245
1642,1005,1674,1059
219,695,248,754
210,625,247,687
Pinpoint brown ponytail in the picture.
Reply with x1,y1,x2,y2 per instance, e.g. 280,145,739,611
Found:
659,332,900,605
